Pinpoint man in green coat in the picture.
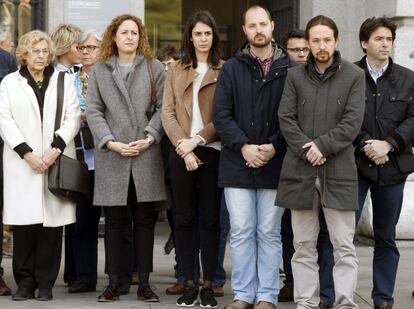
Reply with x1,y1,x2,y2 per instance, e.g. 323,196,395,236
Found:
277,15,365,309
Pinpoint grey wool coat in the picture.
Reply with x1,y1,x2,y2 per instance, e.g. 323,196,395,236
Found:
86,55,166,206
276,52,365,210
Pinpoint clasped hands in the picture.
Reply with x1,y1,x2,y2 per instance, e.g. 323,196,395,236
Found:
362,139,392,166
176,137,203,172
302,141,326,166
24,148,61,174
241,143,276,168
106,138,152,157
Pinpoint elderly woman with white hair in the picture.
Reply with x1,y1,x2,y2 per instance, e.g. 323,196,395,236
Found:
67,28,103,294
0,30,80,301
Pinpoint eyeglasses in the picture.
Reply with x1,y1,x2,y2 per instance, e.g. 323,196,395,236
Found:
77,45,99,53
31,48,50,56
287,47,309,53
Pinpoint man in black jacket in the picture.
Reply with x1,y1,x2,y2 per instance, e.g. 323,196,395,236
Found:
213,5,292,309
354,17,414,309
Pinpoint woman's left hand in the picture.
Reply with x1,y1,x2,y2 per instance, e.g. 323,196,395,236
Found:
42,148,61,168
129,139,152,154
176,137,199,158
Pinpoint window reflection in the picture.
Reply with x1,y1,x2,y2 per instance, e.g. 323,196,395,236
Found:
0,0,32,46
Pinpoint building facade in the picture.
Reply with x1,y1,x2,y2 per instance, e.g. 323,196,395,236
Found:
2,0,413,238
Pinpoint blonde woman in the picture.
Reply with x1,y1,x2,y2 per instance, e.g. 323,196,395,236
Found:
0,30,80,301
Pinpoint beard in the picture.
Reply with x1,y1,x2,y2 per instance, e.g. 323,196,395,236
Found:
314,51,332,63
249,33,272,48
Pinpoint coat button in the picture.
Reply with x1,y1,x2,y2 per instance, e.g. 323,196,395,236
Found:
373,94,376,96
262,79,266,82
368,164,372,167
377,93,381,96
275,72,278,76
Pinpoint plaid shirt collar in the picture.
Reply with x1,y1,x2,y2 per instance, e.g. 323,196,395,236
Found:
250,47,274,76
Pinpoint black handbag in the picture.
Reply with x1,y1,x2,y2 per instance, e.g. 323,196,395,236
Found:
48,72,90,204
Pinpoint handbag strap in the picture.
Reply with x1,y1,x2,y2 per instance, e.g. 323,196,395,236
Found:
54,71,66,132
146,58,156,103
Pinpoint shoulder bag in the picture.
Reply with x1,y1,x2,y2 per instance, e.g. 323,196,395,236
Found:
48,72,90,204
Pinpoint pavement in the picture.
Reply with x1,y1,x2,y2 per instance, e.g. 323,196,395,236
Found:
0,222,413,309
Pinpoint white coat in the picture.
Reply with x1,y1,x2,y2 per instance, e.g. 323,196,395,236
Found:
0,70,81,227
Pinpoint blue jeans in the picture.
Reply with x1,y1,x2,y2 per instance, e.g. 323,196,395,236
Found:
356,175,405,306
225,188,284,304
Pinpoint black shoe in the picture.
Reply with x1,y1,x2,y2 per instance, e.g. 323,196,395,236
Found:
176,286,198,307
137,284,159,302
119,284,130,295
12,286,34,301
37,289,53,301
97,285,120,302
200,287,218,308
68,282,96,293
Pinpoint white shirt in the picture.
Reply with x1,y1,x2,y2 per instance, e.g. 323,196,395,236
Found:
190,62,221,151
366,58,388,83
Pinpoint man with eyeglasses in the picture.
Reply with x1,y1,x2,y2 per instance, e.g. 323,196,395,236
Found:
281,30,309,65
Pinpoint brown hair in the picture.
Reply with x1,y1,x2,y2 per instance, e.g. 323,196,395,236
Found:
181,10,221,68
99,14,152,61
305,15,338,41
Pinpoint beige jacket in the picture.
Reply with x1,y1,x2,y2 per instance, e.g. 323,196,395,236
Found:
161,59,224,146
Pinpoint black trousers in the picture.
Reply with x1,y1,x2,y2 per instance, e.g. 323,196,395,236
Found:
169,147,221,282
13,224,63,290
71,171,102,284
104,176,158,285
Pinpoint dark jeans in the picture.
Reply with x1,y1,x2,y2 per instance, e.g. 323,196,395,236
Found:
356,175,405,306
213,196,230,287
281,208,335,305
170,147,221,282
104,176,158,285
13,224,63,290
71,171,102,284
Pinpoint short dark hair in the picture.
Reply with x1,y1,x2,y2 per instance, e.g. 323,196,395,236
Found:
305,15,338,41
242,5,272,25
156,45,179,62
181,10,221,68
281,29,306,49
359,17,396,54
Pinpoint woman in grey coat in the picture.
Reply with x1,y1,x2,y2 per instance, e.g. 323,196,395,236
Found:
86,14,166,303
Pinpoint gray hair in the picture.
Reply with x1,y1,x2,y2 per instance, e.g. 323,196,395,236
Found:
0,24,10,43
78,29,102,44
